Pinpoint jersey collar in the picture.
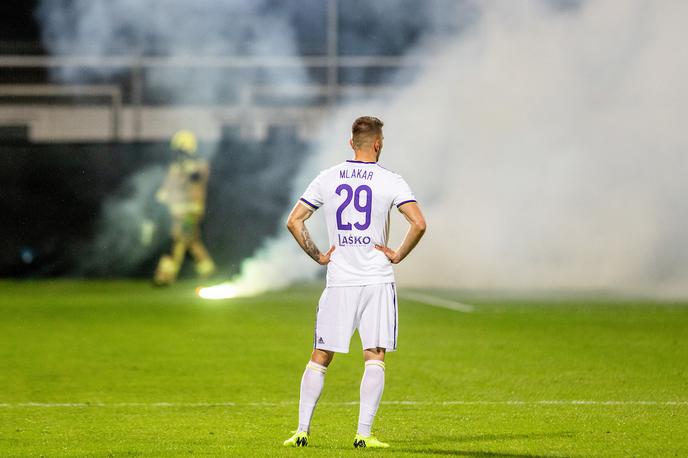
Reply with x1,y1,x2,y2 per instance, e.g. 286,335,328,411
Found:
346,160,377,164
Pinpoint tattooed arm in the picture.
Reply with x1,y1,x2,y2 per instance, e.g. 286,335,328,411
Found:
286,202,335,265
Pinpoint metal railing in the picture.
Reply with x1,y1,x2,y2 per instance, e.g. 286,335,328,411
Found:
0,0,426,141
0,84,122,139
0,54,422,141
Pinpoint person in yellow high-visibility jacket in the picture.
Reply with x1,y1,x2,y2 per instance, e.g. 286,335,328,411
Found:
154,130,216,285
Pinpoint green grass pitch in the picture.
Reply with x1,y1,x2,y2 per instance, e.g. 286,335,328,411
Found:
0,280,686,456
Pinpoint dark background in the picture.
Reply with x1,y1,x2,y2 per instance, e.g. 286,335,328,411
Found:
0,130,308,277
0,0,463,278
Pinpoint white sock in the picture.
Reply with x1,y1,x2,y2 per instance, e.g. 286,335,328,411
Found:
357,360,385,437
297,361,327,433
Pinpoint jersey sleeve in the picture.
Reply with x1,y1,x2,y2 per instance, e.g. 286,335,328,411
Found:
392,175,417,209
299,173,324,210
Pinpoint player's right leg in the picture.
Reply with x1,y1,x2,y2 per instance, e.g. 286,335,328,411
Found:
352,283,397,448
353,349,389,448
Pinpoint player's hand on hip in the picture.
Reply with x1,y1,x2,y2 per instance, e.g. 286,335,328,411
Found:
318,245,336,265
374,244,400,264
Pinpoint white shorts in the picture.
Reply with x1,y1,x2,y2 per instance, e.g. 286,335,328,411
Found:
313,283,398,353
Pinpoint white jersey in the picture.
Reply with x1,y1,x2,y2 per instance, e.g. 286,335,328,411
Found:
300,160,416,287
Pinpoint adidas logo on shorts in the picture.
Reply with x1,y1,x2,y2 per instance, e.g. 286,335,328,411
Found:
317,337,325,344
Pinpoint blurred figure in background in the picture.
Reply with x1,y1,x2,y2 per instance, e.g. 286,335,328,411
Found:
153,130,216,286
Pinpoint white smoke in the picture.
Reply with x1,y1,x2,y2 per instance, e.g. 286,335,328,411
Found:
77,166,168,275
35,0,312,275
36,0,308,100
230,0,688,297
35,0,688,293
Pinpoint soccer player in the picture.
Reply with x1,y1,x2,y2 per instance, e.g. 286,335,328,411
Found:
283,116,426,448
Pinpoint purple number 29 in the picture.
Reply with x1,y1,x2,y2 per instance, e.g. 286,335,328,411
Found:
336,184,372,230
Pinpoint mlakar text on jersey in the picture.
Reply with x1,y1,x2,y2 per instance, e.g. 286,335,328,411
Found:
340,169,374,180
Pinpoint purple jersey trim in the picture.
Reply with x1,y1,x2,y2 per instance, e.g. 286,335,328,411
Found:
346,160,377,164
396,199,417,209
300,197,320,210
391,283,397,349
312,302,320,349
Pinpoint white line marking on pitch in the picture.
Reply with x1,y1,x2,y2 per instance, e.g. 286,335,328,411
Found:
403,291,475,313
0,400,685,408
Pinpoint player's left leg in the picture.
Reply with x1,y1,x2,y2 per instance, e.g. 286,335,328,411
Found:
285,286,359,447
284,349,333,447
299,349,333,433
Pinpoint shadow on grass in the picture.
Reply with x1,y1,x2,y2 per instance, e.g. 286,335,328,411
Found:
378,431,576,457
388,450,568,457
